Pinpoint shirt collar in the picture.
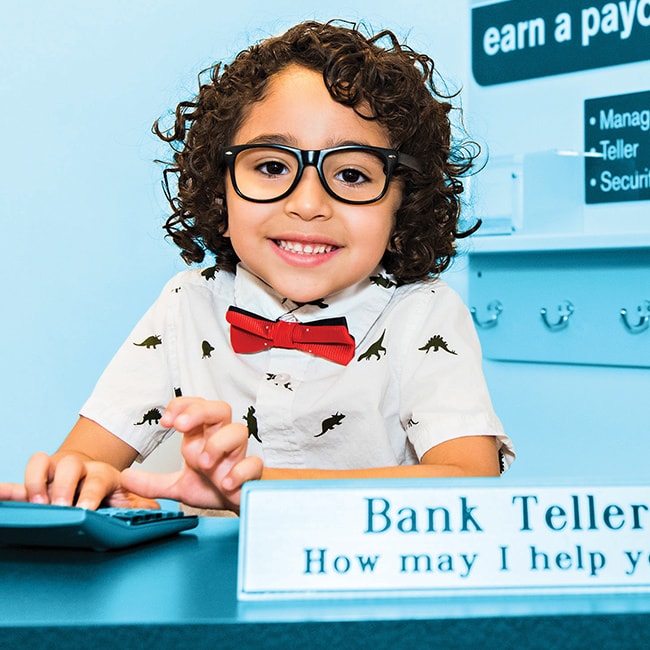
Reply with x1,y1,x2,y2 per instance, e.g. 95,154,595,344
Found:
233,264,396,345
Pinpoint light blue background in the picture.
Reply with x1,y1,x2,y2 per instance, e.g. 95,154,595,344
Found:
1,0,648,483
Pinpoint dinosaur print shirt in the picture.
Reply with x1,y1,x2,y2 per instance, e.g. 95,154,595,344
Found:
80,264,514,471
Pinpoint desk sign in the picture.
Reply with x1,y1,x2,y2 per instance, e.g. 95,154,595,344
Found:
237,479,650,600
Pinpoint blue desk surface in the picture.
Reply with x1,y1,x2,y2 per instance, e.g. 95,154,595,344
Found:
2,517,650,649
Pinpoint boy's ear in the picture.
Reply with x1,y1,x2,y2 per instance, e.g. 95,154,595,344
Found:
385,230,400,254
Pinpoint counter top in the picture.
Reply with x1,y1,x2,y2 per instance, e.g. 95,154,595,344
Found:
2,517,650,649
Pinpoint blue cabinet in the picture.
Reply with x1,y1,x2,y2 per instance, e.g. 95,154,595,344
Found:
468,235,650,368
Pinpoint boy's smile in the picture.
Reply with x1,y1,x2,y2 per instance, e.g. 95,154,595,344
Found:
224,65,403,304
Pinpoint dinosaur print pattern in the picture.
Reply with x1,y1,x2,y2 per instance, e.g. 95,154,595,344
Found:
357,330,386,361
283,297,330,313
202,340,215,358
134,408,162,426
201,265,219,281
133,335,162,349
243,405,261,443
418,335,457,355
370,274,396,289
304,298,329,309
315,412,345,437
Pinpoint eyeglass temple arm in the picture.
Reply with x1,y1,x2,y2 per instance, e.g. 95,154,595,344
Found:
396,151,423,173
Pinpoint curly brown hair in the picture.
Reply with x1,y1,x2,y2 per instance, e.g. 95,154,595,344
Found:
156,20,480,285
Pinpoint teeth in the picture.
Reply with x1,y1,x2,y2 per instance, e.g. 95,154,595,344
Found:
277,240,335,254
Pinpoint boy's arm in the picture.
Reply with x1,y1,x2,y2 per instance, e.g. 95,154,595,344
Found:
261,435,501,480
56,416,140,469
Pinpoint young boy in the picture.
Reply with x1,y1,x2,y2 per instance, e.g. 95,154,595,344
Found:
1,21,513,512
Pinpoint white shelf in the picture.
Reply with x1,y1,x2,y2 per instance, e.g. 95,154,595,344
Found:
464,232,650,254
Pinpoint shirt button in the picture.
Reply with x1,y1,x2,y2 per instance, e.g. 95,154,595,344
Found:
268,372,293,390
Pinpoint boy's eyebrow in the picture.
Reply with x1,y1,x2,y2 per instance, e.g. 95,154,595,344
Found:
245,134,297,146
242,134,386,149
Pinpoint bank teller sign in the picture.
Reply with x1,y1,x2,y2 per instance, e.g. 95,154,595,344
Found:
238,479,650,599
585,90,650,204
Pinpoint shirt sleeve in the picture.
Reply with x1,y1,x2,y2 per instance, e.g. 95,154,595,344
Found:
79,275,184,461
398,284,515,470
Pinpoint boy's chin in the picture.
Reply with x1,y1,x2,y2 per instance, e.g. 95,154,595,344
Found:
267,277,335,305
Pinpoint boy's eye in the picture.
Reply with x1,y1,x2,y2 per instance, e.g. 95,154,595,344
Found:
325,149,385,189
257,160,290,176
335,167,369,185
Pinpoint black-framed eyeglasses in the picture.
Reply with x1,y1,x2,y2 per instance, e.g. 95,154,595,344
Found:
220,144,422,205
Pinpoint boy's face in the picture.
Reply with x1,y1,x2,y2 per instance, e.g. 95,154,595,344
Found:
224,65,402,304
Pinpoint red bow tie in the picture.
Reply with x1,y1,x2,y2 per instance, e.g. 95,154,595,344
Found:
226,306,355,365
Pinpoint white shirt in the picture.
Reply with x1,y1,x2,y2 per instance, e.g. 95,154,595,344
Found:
80,264,514,470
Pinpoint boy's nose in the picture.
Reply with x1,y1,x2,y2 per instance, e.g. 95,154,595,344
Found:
283,167,333,221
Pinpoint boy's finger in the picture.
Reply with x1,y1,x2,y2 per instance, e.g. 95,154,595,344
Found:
221,455,263,496
48,454,86,506
164,398,232,434
24,452,54,504
106,492,161,510
198,422,248,468
159,396,191,427
0,482,28,502
74,465,121,510
120,467,182,501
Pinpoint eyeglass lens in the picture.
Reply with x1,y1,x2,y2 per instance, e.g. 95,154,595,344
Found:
231,147,390,203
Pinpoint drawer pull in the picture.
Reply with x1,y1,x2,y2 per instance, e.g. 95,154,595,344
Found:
540,300,574,331
471,300,503,329
620,301,650,334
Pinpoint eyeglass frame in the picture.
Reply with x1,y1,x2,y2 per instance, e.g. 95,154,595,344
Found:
220,143,423,205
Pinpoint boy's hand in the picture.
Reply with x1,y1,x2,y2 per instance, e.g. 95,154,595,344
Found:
121,397,262,512
0,452,160,511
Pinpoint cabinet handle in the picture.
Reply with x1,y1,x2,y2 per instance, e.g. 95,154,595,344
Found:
620,301,650,334
540,300,574,331
471,300,503,329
